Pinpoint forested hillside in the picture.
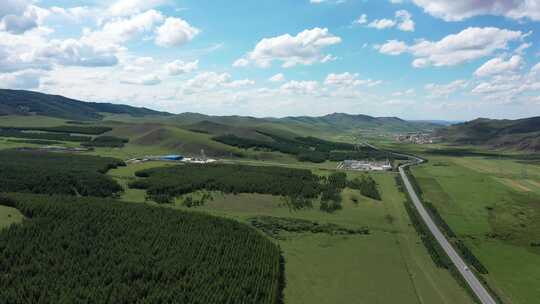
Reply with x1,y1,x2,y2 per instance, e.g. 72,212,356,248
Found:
0,194,282,304
0,89,170,120
0,150,124,197
436,117,540,151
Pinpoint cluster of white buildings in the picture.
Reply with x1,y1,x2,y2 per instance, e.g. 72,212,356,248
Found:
126,155,216,164
396,132,434,144
338,159,392,171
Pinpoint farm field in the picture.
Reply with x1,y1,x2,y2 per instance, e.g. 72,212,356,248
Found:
109,162,473,304
411,155,540,304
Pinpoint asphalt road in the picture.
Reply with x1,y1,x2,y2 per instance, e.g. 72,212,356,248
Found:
399,159,497,304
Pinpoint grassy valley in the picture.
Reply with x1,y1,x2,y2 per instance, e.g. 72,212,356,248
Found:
0,89,538,304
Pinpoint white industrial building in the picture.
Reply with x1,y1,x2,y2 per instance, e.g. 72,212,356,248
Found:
339,159,392,171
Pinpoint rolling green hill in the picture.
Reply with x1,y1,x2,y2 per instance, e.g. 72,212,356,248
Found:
0,89,443,159
436,117,540,151
170,112,441,138
0,89,170,121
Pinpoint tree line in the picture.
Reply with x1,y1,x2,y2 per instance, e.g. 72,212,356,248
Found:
213,131,393,163
81,136,129,148
0,128,91,142
0,193,283,304
131,164,382,213
7,125,112,135
130,163,324,205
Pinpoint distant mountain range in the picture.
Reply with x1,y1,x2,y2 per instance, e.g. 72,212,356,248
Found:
0,89,169,120
0,89,440,134
2,89,538,151
172,112,441,135
436,117,540,151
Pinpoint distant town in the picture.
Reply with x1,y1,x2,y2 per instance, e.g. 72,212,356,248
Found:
395,132,437,145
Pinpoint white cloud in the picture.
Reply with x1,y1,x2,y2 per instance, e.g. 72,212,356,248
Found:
280,80,319,95
515,42,531,55
377,40,407,55
0,69,44,89
474,55,523,78
166,59,198,75
183,72,255,93
155,17,200,47
237,27,341,68
109,0,168,17
269,73,285,82
368,19,396,30
470,67,540,104
425,80,468,98
0,1,39,34
232,58,249,67
324,72,381,87
392,88,415,97
378,27,524,68
531,63,540,75
31,38,119,68
354,14,368,25
396,10,415,32
412,0,540,22
185,72,230,91
365,10,414,32
83,10,164,50
121,74,161,86
223,79,255,88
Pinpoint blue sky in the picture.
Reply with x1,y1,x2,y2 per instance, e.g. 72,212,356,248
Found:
1,0,540,120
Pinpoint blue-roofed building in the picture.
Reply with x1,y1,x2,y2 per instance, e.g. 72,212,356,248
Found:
159,155,183,161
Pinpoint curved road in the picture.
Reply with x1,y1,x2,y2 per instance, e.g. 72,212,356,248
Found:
398,158,496,304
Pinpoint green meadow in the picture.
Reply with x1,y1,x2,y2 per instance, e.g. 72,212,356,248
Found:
411,155,540,304
109,162,473,304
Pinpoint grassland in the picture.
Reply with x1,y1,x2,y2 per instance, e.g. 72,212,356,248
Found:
109,162,472,304
411,154,540,304
0,205,23,230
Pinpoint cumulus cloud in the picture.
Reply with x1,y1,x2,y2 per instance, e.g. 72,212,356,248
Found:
0,0,39,34
325,72,381,87
236,27,341,68
365,10,414,31
471,68,540,103
354,14,368,25
531,63,540,75
81,9,164,52
121,74,161,86
368,19,396,30
0,69,44,89
183,72,254,93
376,40,407,55
425,80,468,98
166,59,198,75
412,0,540,21
474,55,523,78
32,39,119,68
269,73,285,82
395,10,415,32
280,80,319,95
232,58,249,67
223,79,255,88
377,27,524,68
392,88,415,97
109,0,168,17
155,17,200,47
